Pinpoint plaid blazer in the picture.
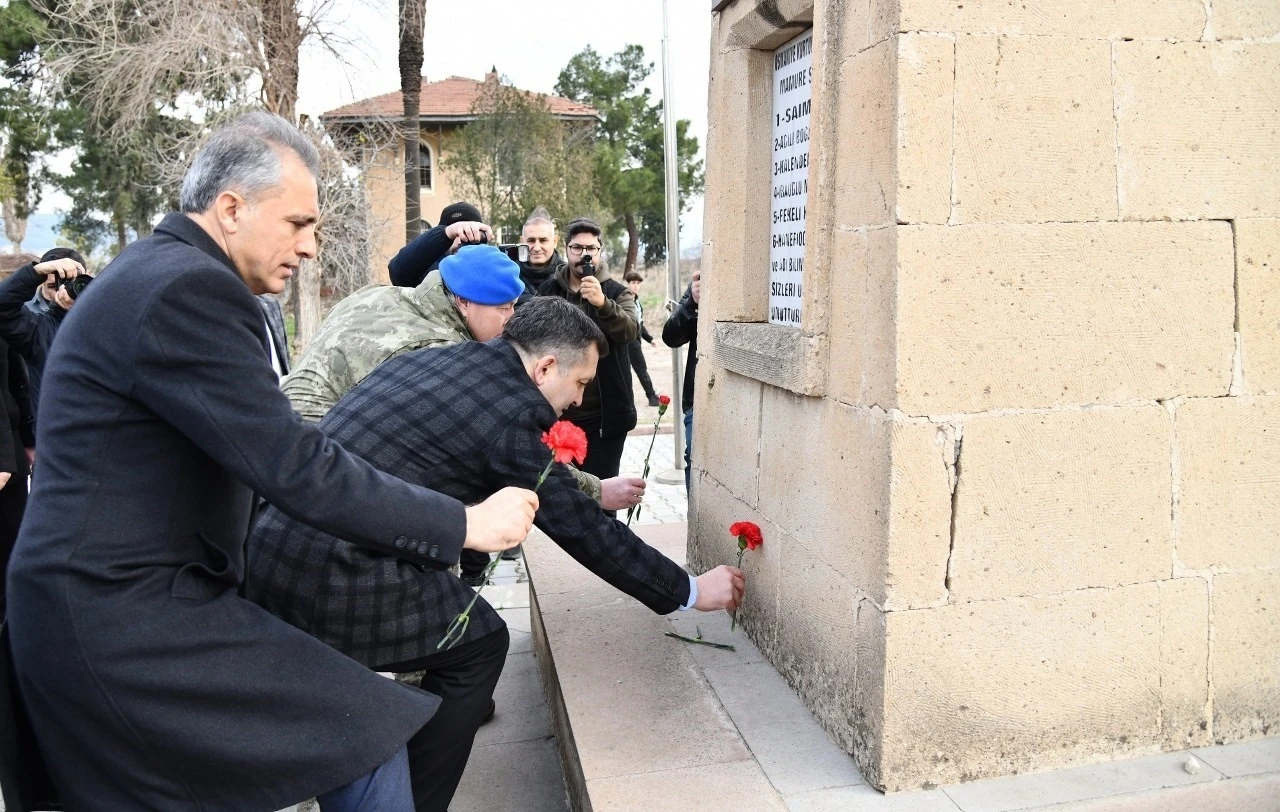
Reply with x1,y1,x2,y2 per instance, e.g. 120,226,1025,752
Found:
245,339,692,668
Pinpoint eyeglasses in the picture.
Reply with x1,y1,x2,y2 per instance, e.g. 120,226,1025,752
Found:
566,244,601,255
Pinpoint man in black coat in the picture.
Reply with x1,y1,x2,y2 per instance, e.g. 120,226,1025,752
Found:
664,271,700,492
3,112,538,811
245,297,744,811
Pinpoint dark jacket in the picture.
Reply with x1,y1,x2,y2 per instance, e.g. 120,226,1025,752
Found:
246,339,691,666
388,223,454,287
4,213,471,811
0,264,69,429
538,264,639,437
663,282,698,412
517,253,566,304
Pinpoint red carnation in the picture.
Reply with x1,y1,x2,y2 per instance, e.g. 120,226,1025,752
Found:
729,521,763,551
728,521,762,632
542,421,588,465
658,394,671,407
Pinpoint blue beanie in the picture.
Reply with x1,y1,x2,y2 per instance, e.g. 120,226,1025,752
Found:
439,245,524,305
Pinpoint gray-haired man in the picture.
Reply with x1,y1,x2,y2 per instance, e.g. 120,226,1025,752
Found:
3,111,537,811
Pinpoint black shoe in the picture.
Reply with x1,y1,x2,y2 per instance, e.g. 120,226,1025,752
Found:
461,571,487,587
500,544,523,561
481,697,496,725
647,394,660,407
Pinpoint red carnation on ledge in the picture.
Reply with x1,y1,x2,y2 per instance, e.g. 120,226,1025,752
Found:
626,393,672,525
440,420,588,650
728,521,763,631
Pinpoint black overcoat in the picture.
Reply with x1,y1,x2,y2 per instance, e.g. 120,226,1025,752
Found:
4,213,469,811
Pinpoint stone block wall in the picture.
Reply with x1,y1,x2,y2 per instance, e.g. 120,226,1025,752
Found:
694,0,1279,793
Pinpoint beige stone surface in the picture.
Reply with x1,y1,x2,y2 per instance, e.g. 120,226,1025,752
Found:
1212,0,1280,39
834,37,897,229
948,407,1173,601
878,581,1207,791
895,221,1235,413
840,0,900,57
827,227,896,408
1115,41,1280,220
897,33,953,225
693,368,763,507
884,421,952,609
703,45,772,324
1050,773,1280,812
1176,397,1280,571
757,391,893,602
689,475,783,655
1159,578,1212,749
953,36,1116,224
774,542,864,753
1211,570,1280,741
1236,219,1280,394
900,0,1206,39
586,759,787,811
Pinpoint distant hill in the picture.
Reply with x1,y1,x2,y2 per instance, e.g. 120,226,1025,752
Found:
0,211,62,255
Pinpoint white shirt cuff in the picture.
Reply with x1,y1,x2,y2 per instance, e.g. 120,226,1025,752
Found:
678,573,697,611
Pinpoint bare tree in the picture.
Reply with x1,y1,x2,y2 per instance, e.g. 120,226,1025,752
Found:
398,0,426,243
1,196,27,254
30,0,369,352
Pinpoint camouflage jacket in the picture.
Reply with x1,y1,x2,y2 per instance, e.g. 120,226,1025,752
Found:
281,271,603,501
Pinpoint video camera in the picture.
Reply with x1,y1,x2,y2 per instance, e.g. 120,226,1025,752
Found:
466,234,529,264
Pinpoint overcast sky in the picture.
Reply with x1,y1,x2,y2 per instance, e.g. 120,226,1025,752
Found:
303,0,714,249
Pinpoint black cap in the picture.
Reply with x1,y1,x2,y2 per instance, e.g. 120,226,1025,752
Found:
439,201,483,225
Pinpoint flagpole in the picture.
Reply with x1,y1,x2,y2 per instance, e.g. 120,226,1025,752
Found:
660,0,686,480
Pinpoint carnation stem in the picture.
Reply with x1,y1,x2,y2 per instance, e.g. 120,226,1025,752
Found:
730,548,747,632
664,631,736,651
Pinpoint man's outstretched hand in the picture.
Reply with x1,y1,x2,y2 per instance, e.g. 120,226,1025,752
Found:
463,487,538,553
693,565,744,611
600,476,646,511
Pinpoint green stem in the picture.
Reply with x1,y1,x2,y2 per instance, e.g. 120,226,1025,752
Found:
730,548,746,632
664,631,736,651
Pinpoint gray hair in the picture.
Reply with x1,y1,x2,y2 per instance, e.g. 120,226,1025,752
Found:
179,111,320,213
523,206,554,230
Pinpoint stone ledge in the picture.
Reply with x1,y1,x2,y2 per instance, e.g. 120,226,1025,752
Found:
523,521,1280,812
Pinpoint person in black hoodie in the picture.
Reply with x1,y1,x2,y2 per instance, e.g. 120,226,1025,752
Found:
387,201,491,287
537,218,639,484
0,247,90,435
516,207,566,303
663,270,699,492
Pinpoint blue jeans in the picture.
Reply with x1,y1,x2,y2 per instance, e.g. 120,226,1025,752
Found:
683,407,693,493
317,745,412,811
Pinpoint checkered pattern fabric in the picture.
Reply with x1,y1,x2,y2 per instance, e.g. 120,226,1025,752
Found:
245,339,691,667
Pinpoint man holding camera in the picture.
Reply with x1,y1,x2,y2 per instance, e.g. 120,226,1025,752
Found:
537,218,639,483
0,247,92,433
388,201,493,288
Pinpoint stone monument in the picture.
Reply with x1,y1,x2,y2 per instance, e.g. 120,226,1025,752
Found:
694,0,1279,792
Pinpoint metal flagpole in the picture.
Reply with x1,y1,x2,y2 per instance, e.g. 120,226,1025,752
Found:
658,0,687,482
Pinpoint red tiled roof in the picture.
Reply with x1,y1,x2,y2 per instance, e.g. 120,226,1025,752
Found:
321,75,598,122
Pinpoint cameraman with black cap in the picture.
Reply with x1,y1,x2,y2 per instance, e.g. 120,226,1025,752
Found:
0,247,92,434
388,201,492,288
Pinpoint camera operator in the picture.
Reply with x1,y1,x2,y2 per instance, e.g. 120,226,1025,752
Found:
0,247,93,434
536,218,640,490
388,201,493,287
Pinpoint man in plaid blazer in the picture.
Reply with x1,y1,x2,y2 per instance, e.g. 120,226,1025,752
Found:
245,297,744,812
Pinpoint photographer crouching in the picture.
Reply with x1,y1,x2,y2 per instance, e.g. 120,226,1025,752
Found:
0,247,93,440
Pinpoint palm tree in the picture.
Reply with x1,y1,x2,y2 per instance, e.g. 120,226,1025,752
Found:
399,0,426,243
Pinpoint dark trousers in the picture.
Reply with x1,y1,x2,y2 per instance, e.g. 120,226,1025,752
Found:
573,419,627,519
379,625,510,812
626,342,656,399
459,549,490,579
0,436,29,610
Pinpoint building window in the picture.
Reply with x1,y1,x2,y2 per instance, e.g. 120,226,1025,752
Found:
418,142,433,193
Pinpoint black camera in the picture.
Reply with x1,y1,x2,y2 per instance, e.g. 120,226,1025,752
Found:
57,275,93,300
467,234,529,264
578,255,595,278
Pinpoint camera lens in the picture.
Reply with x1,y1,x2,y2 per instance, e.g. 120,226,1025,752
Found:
62,275,93,300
